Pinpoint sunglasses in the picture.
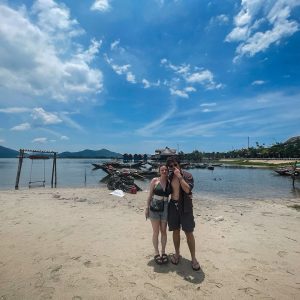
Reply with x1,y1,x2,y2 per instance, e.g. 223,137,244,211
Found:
168,163,178,168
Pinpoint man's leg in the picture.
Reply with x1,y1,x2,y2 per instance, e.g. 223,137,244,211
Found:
185,231,200,270
172,229,181,262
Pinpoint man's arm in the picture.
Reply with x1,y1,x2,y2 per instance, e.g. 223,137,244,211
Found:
174,168,193,194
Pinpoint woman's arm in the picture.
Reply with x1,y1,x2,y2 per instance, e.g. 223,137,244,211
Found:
145,178,156,218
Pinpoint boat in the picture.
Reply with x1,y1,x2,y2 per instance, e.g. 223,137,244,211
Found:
207,165,214,170
274,168,292,176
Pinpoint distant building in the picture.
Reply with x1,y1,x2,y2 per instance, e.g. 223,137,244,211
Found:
151,147,177,161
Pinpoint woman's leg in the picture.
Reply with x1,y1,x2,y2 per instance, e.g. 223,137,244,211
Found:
151,219,160,255
160,221,168,255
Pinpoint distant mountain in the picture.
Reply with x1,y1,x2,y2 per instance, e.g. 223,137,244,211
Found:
58,148,123,158
0,146,19,158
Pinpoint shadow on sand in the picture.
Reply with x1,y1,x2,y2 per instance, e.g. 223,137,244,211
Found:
147,254,205,284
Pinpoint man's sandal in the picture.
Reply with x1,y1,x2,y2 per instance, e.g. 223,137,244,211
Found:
192,261,200,271
170,254,181,265
161,254,169,264
154,254,162,265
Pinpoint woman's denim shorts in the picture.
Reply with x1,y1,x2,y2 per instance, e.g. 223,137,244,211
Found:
149,200,168,222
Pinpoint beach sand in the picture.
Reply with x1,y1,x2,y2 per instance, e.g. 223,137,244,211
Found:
0,187,299,299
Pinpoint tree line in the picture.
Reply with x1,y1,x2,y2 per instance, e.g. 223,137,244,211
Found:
178,139,300,161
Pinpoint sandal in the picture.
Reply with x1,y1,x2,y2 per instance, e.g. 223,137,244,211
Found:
170,254,181,265
154,254,162,265
192,261,200,271
161,254,169,264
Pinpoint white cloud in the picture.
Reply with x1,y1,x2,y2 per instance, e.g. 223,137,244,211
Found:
32,0,84,37
226,0,300,61
91,0,111,12
142,78,160,89
126,72,136,83
0,139,5,143
216,14,229,24
60,135,69,140
170,88,189,98
186,70,213,84
162,59,222,92
112,64,131,75
200,102,217,107
105,54,138,84
11,123,31,131
111,40,120,50
142,79,151,88
208,14,230,28
0,2,103,102
202,108,212,113
252,80,266,85
136,102,177,136
31,107,62,125
32,137,48,143
0,107,31,113
58,113,85,131
185,87,196,92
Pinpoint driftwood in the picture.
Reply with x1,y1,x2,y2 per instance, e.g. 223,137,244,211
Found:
92,163,146,192
106,174,142,192
92,163,157,180
92,161,144,170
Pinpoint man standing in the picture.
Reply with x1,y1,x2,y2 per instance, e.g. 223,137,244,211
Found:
166,156,200,271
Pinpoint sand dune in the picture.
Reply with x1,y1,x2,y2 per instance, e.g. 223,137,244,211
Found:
0,187,299,299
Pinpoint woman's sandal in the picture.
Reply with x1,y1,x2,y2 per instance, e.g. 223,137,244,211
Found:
154,254,162,265
161,254,169,264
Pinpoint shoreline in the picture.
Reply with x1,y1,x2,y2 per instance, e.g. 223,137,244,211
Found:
0,187,300,299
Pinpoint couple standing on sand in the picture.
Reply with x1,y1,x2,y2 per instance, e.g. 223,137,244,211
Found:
145,156,200,271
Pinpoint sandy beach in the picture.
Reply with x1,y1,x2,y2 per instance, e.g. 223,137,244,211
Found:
221,159,298,165
0,187,300,299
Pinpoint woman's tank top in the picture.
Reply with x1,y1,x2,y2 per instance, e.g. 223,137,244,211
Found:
153,180,172,197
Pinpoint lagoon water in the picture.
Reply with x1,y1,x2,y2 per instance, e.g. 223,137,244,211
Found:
0,158,299,201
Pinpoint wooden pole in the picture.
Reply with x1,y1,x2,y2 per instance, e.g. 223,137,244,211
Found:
54,153,57,188
51,153,55,188
15,149,24,190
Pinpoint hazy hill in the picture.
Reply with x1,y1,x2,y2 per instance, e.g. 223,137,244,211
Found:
58,149,122,158
0,146,19,158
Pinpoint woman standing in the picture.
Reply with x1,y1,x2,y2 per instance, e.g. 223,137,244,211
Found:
145,164,172,265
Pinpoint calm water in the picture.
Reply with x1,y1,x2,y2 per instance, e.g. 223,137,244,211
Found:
0,158,299,200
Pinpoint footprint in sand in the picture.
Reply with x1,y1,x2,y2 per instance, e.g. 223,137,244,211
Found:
107,271,119,287
37,286,55,300
261,212,273,217
277,251,288,257
244,273,267,284
83,260,93,268
136,295,151,300
238,287,261,296
49,265,62,282
229,247,249,254
143,283,169,299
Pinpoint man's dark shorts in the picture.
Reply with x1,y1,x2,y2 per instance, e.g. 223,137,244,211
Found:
168,200,195,232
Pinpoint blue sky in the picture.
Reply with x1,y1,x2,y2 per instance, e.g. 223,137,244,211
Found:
0,0,299,154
